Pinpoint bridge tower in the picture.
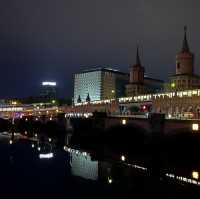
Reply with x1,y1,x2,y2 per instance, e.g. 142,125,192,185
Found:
126,46,145,96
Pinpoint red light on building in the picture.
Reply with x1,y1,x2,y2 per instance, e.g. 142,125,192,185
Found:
142,105,146,110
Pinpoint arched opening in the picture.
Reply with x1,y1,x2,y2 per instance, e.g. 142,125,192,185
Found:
195,106,200,119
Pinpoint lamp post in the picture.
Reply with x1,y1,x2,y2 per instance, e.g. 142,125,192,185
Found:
170,82,176,119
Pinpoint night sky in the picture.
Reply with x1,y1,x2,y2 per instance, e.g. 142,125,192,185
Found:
1,0,200,98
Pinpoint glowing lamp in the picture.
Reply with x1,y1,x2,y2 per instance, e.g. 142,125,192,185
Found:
192,123,199,131
171,82,176,88
108,178,113,184
192,171,199,180
122,119,127,125
121,155,126,161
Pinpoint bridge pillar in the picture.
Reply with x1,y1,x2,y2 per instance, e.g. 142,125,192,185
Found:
149,113,165,136
149,113,165,178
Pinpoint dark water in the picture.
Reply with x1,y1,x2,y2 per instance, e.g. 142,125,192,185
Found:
0,138,200,198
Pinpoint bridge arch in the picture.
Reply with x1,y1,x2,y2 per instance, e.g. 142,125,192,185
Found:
187,106,193,112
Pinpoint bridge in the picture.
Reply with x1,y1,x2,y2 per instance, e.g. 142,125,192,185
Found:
68,113,200,136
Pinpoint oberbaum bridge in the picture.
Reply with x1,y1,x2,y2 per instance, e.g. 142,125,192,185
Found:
1,27,200,135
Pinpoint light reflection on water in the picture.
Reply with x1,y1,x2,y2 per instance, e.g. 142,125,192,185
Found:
65,147,200,187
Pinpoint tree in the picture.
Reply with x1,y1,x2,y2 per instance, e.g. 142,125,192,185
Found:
86,93,91,102
77,95,81,103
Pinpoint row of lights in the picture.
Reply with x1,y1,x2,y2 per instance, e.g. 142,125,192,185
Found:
63,146,88,157
166,171,200,186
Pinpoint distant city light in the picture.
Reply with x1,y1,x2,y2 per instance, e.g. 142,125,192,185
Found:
192,171,199,180
32,144,35,148
37,147,41,151
42,82,56,86
48,138,52,142
9,140,13,145
11,101,17,105
39,153,54,159
192,123,199,131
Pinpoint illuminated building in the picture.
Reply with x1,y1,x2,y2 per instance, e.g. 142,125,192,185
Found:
73,67,128,104
126,47,164,96
40,81,57,99
126,47,145,96
168,26,200,91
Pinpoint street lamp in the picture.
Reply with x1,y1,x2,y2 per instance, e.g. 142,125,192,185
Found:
169,82,176,118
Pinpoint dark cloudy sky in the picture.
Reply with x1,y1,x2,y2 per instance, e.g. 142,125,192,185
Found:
0,0,200,98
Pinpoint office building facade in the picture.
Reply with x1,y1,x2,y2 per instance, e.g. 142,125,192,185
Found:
74,67,128,104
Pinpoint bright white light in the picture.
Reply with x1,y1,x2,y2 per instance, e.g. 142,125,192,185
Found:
37,147,41,151
168,114,172,119
32,144,35,148
122,119,126,125
48,138,52,142
108,178,113,184
42,82,56,86
24,131,28,135
39,153,54,159
50,117,52,121
25,118,28,121
192,171,199,180
35,134,37,137
9,140,13,145
192,124,199,131
121,155,126,161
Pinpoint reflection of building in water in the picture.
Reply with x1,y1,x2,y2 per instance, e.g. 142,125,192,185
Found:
70,151,98,180
69,149,147,183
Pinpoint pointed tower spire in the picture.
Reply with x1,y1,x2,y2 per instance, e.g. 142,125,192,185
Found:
182,26,190,52
136,45,141,66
